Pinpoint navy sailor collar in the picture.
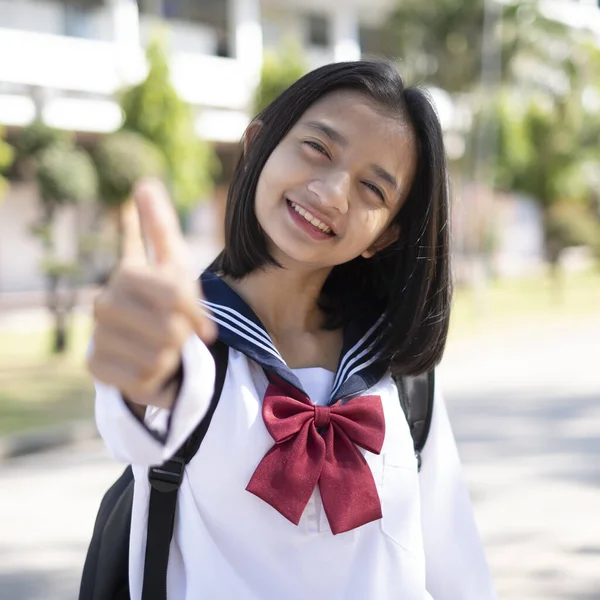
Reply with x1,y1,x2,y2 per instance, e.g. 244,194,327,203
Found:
199,271,387,404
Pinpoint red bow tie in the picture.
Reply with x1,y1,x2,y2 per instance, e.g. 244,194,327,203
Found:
246,376,385,534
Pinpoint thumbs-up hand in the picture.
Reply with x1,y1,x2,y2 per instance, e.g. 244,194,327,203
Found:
88,179,216,410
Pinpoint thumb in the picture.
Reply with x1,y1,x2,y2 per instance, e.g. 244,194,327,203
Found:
133,178,188,270
178,290,218,344
121,199,147,265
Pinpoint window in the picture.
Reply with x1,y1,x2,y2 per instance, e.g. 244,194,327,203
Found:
307,13,329,48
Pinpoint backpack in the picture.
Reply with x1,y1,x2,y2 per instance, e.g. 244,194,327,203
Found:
79,340,434,600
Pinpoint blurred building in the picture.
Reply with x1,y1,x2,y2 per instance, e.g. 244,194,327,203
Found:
0,0,396,292
0,0,598,292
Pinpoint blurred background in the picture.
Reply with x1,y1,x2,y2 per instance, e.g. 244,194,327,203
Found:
0,0,599,599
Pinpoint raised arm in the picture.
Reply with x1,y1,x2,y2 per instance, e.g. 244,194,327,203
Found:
88,179,217,465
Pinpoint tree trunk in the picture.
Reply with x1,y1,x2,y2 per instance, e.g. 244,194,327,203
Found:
53,307,68,354
47,272,69,354
546,237,565,306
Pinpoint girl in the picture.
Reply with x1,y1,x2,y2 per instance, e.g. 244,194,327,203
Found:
88,60,496,599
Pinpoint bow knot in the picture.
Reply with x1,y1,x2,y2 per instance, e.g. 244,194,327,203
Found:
314,405,331,429
246,376,385,534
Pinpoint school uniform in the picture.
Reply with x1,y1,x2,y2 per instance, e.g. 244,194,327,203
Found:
94,272,497,600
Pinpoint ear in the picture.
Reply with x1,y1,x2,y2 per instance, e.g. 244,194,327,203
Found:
243,120,263,154
362,223,400,259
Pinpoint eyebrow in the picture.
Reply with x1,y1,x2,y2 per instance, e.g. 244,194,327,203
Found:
304,121,348,147
303,120,400,195
370,164,399,194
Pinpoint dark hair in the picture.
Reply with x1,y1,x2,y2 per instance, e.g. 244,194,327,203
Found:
210,60,451,376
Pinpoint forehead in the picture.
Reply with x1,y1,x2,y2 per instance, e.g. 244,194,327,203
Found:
294,90,416,186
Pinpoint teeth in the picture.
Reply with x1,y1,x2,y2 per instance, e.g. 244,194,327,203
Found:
290,202,332,234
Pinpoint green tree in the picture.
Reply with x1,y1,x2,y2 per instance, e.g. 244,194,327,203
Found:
0,126,14,198
120,33,219,214
253,41,308,115
14,120,67,179
492,92,600,270
15,122,98,353
94,130,167,255
36,143,97,215
384,0,573,95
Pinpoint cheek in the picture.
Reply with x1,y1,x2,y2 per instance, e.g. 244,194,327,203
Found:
353,209,389,239
258,145,302,193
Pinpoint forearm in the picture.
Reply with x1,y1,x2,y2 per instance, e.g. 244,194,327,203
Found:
95,334,217,466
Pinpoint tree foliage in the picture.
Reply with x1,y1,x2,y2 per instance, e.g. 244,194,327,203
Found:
0,126,14,198
119,33,219,210
385,0,600,264
490,89,600,259
36,143,97,209
384,0,574,94
253,41,307,115
94,131,166,208
15,120,67,159
14,120,97,353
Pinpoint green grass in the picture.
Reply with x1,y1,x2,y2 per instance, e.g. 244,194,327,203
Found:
0,268,598,437
449,268,600,339
0,313,95,436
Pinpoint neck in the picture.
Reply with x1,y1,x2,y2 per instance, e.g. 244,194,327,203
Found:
224,266,332,338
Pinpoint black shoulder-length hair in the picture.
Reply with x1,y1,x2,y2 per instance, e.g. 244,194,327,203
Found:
209,59,451,377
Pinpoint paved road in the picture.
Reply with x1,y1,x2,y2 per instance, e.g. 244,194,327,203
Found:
1,320,599,600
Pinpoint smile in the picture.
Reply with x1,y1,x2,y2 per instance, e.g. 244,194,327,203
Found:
288,201,334,235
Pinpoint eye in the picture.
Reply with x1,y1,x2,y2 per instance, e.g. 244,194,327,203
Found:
363,181,385,201
304,140,330,157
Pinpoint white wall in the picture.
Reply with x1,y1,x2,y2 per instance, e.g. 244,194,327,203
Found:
0,183,47,292
0,182,95,292
139,14,218,55
0,0,65,36
0,0,114,39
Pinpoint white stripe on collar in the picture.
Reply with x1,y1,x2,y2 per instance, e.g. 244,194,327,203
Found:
200,299,281,357
331,314,385,393
331,349,382,399
198,304,286,363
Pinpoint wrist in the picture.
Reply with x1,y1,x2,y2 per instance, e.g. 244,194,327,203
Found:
123,360,184,413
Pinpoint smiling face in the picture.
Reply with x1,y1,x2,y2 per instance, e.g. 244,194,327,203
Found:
253,90,417,270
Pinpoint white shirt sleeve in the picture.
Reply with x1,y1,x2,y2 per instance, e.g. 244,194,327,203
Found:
94,334,217,467
419,378,497,600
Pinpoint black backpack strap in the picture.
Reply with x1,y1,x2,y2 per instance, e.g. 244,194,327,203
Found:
78,466,134,600
141,339,229,600
395,370,435,470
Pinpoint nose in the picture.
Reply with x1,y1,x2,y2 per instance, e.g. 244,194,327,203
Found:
307,171,350,214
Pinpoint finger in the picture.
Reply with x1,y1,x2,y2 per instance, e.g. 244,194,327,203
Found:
94,290,190,349
182,295,217,344
133,178,188,269
93,325,181,384
118,273,216,343
88,353,147,397
121,199,147,265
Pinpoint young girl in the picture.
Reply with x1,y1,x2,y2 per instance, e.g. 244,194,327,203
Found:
88,60,496,599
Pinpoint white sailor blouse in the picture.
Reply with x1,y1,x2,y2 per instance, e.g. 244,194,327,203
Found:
94,271,497,600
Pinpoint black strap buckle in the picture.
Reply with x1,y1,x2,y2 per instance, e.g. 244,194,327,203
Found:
148,457,185,493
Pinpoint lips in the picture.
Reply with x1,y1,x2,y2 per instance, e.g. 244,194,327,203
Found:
287,200,336,235
285,199,336,241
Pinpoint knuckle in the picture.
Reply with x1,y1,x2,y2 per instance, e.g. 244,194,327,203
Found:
87,357,110,384
164,315,189,347
112,264,147,292
161,283,182,311
92,325,109,349
93,292,110,320
142,351,163,377
137,348,167,381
